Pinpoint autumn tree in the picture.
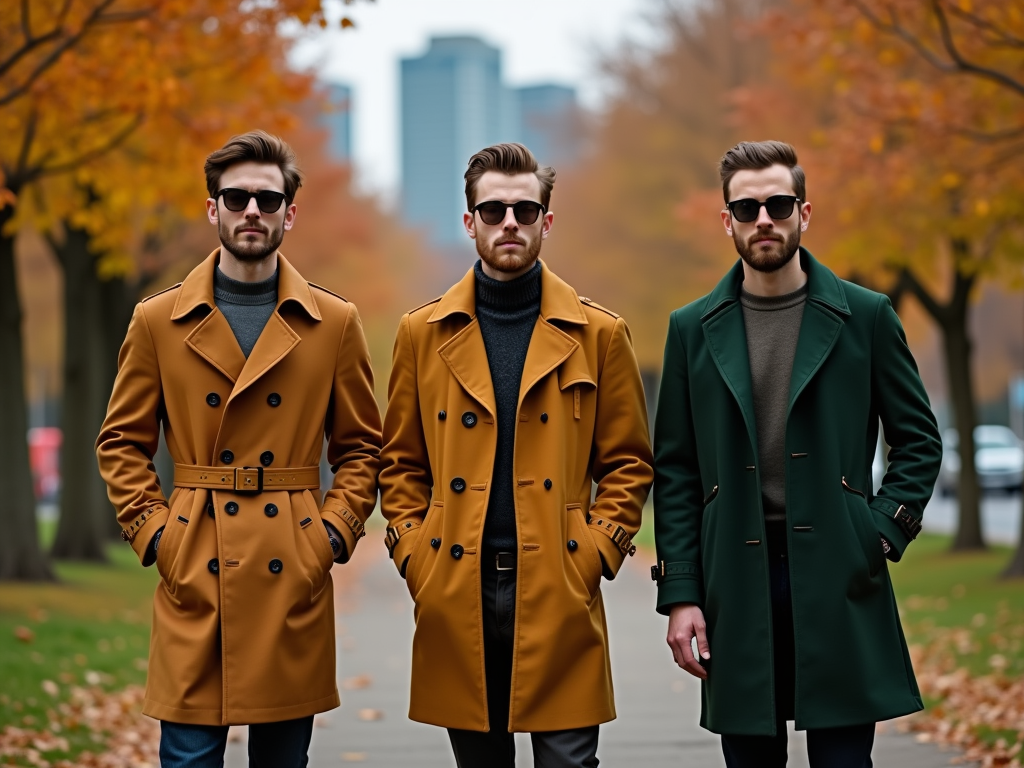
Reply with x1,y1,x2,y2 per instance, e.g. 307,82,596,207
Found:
0,0,358,575
758,0,1024,554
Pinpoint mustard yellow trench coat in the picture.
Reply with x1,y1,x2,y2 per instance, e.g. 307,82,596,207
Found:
379,262,653,733
96,250,381,725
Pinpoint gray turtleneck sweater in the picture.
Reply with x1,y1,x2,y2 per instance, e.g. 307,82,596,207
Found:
214,266,278,358
475,260,542,553
740,283,809,522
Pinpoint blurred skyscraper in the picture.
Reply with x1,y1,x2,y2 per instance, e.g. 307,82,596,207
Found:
513,84,581,169
322,83,353,162
401,36,519,247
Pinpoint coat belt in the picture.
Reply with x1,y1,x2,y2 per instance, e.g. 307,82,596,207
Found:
173,464,320,493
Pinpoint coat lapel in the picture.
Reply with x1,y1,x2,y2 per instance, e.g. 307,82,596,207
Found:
226,254,320,405
703,302,758,455
520,319,579,406
185,309,247,383
787,250,850,414
438,319,497,418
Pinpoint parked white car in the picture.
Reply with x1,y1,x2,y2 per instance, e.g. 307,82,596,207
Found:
938,425,1024,495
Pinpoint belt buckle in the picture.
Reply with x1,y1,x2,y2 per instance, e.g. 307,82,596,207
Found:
495,552,515,571
234,466,263,493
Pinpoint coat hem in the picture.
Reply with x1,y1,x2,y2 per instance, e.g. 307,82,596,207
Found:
142,691,340,726
408,708,616,733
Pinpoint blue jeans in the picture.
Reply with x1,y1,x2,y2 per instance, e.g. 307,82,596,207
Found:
159,716,313,768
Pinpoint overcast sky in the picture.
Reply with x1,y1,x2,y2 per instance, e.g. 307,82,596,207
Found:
290,0,658,197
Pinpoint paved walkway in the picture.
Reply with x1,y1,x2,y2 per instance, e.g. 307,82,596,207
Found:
227,546,969,767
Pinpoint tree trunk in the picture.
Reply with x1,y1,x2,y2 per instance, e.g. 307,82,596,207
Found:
50,224,110,560
0,206,55,580
901,248,985,551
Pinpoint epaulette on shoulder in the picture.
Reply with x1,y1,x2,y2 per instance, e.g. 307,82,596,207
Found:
141,282,182,303
307,282,348,302
408,296,443,315
578,295,620,319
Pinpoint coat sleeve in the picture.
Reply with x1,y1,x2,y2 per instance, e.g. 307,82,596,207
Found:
869,296,942,561
587,317,654,579
96,303,168,563
378,313,433,576
320,302,383,563
652,310,706,613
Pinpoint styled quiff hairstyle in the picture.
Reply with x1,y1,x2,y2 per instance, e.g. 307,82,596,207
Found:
464,143,556,211
204,130,303,204
719,140,805,204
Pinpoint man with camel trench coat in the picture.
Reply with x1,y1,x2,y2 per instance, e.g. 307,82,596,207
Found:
97,132,380,767
380,143,653,767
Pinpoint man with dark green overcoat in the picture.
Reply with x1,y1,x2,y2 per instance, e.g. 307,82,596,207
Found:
652,140,942,767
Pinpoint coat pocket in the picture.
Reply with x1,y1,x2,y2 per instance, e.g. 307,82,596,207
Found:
567,504,602,599
298,490,335,601
156,489,194,594
406,502,444,599
842,477,884,578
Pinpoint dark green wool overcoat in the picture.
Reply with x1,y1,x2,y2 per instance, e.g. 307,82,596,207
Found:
653,249,942,735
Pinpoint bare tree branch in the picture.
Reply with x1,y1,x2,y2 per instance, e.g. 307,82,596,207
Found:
930,0,1024,98
28,112,144,181
0,0,154,109
899,266,946,321
944,2,1024,50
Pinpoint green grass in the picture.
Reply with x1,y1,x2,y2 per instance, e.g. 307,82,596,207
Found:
0,543,157,760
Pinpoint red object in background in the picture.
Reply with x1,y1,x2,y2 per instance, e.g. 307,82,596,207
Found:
28,427,62,502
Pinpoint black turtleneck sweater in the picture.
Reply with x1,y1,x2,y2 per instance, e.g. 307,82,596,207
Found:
475,260,542,553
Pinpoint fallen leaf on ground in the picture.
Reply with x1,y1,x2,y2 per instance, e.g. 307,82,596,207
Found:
342,674,372,690
14,626,34,643
357,708,384,721
342,752,367,761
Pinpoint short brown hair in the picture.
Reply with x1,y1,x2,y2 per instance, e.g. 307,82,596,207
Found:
719,140,805,203
464,143,556,211
205,130,303,203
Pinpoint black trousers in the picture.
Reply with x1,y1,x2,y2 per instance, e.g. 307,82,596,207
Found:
447,558,600,768
720,522,874,768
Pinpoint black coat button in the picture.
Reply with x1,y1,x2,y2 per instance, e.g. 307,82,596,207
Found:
461,411,477,428
260,451,274,467
225,501,239,516
269,559,283,574
544,479,553,490
207,503,215,519
568,539,578,551
431,538,441,549
206,393,221,407
450,544,464,560
208,558,219,574
267,392,281,407
264,503,278,517
438,410,447,420
220,449,234,464
540,412,548,423
450,477,466,493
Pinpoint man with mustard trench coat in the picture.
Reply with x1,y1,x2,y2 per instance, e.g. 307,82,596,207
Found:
96,131,381,767
653,141,942,767
379,143,653,767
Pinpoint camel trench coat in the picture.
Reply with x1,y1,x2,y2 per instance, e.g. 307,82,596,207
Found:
96,250,381,725
379,262,654,733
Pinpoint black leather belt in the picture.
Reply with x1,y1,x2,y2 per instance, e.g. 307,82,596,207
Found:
493,552,516,571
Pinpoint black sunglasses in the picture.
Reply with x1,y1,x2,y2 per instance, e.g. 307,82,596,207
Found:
726,195,801,223
472,200,547,226
217,188,288,214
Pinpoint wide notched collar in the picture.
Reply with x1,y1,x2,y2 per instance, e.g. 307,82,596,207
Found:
427,259,589,326
170,248,322,322
700,247,850,323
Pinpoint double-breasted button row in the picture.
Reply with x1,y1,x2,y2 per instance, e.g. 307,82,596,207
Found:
267,392,281,407
260,451,274,467
269,559,283,574
265,503,278,517
225,501,239,516
221,449,234,464
461,411,477,428
206,393,221,407
450,477,466,493
544,479,553,490
450,544,464,560
431,538,441,549
567,539,578,551
208,558,219,574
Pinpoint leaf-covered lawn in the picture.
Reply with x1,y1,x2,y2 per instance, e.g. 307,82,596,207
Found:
0,545,159,766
